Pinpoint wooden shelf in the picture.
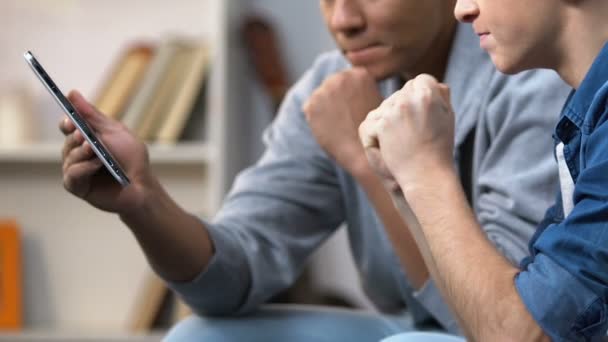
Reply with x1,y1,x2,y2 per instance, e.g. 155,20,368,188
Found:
0,142,215,165
0,330,163,341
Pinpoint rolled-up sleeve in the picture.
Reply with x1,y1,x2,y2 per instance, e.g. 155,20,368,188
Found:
515,122,608,341
515,253,603,342
167,221,252,315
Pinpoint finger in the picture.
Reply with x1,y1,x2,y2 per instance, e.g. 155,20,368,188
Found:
63,141,95,172
59,117,76,135
399,78,416,98
350,67,372,81
438,83,451,104
67,90,110,130
414,73,439,86
302,94,315,118
61,128,86,159
366,108,382,121
63,158,103,197
359,119,380,149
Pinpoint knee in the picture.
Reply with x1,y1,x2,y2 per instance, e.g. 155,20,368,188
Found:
164,315,232,341
381,332,465,342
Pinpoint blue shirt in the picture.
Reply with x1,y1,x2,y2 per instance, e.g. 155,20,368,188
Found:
516,43,608,341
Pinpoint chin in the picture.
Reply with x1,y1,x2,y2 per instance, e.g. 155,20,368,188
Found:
491,54,529,75
366,63,402,81
344,54,400,81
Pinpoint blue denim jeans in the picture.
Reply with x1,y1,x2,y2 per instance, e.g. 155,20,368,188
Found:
163,304,415,342
380,332,465,342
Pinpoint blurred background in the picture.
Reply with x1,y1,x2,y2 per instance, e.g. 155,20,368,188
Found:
0,0,374,340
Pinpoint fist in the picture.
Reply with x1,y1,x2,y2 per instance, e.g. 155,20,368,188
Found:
359,74,455,187
303,68,383,172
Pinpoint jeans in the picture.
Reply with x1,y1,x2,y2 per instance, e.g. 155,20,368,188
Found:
380,332,465,342
163,304,415,342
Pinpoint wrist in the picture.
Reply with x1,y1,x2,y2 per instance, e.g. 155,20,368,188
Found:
118,174,165,224
395,160,458,196
349,155,376,181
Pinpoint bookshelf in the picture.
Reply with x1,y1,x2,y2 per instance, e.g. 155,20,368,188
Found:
0,143,216,165
0,0,249,338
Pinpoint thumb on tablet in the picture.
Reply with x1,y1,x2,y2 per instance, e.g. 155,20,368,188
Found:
67,90,109,130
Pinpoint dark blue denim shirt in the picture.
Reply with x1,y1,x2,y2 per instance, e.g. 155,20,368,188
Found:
515,43,608,342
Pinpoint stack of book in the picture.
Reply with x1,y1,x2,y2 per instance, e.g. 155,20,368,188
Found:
94,37,211,144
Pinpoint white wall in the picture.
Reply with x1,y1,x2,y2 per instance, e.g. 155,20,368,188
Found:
0,0,222,331
0,0,219,141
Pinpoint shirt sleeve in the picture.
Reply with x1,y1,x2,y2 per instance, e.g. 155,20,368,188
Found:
515,120,608,341
166,53,347,315
474,69,571,265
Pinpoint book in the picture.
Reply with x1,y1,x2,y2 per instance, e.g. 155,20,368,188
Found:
155,42,210,144
136,40,198,141
94,43,155,120
120,38,184,135
0,219,22,330
172,297,192,323
126,270,169,332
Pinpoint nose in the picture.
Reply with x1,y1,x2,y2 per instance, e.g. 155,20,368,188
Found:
454,0,479,23
329,0,365,36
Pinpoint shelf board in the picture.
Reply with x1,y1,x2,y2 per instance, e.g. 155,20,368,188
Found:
0,329,164,341
0,142,215,165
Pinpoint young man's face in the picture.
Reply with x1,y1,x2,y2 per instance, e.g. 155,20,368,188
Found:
454,0,562,74
320,0,456,80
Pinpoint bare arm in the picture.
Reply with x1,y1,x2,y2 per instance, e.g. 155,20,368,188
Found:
360,75,549,340
393,168,548,341
60,91,214,282
119,178,214,282
350,159,429,289
304,68,428,289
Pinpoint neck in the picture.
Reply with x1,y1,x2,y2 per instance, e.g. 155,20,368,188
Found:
555,2,608,88
401,20,457,82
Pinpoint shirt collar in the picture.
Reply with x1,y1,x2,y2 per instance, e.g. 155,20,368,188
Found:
563,42,608,128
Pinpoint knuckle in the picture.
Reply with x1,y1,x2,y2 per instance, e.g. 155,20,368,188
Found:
350,68,367,79
115,121,128,133
416,73,437,84
63,174,75,193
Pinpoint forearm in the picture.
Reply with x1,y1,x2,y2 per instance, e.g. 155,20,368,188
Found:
395,167,547,341
351,159,429,289
120,178,214,282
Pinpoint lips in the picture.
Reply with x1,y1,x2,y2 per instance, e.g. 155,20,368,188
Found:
475,31,491,49
344,44,389,65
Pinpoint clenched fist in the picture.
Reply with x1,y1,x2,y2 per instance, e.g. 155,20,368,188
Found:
359,74,455,190
303,68,383,174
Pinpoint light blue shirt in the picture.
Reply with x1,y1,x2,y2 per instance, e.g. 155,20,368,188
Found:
168,24,571,333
